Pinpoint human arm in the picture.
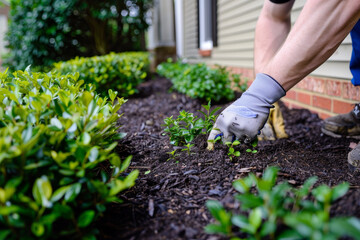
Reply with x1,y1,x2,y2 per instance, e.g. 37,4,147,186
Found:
208,0,360,145
254,0,295,73
254,0,295,140
265,0,360,90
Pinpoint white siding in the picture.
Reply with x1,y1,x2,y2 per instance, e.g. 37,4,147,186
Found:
183,0,353,80
183,0,199,59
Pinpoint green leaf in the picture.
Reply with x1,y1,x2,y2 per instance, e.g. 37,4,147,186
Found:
249,208,262,231
206,200,225,221
78,210,95,228
0,230,11,240
120,155,132,172
50,118,63,130
231,215,248,229
32,176,52,208
262,167,278,184
235,193,263,210
80,132,91,145
51,185,71,202
232,177,253,194
260,221,276,237
312,185,332,203
31,222,45,237
329,217,360,239
331,182,349,201
65,183,82,202
82,91,93,107
0,206,20,216
204,224,228,235
88,147,99,162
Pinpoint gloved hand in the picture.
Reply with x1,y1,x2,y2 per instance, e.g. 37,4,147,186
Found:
207,73,286,150
258,101,288,141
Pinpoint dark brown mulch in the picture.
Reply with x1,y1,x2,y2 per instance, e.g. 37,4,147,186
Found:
98,76,360,240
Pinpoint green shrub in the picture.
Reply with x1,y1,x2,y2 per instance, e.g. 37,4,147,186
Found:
4,0,152,71
0,68,138,239
157,60,247,102
54,52,150,97
205,167,360,240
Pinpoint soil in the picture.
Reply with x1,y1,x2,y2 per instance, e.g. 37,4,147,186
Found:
98,76,360,240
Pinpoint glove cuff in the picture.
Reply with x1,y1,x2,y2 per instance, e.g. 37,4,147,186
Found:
233,73,286,114
247,73,286,104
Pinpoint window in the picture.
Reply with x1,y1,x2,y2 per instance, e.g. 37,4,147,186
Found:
198,0,217,51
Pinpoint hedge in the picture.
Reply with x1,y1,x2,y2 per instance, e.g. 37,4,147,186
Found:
53,52,150,97
0,68,138,239
157,60,247,102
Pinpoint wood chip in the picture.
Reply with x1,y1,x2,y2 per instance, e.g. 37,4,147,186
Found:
148,199,154,217
238,167,256,173
288,180,297,185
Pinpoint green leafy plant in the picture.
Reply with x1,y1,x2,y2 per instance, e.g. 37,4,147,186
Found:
157,60,248,102
163,101,221,146
225,140,241,161
4,0,152,71
205,167,360,240
54,52,150,97
0,69,138,239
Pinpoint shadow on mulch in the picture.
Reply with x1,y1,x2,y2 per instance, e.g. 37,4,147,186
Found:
97,76,360,240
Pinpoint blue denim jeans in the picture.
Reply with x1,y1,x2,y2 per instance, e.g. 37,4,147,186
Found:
350,20,360,86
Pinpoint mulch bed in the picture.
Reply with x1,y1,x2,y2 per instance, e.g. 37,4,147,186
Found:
98,76,360,240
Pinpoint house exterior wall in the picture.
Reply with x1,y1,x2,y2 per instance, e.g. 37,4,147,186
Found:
0,3,9,65
181,0,358,119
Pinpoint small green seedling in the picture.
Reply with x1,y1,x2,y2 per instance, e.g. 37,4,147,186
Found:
181,143,194,155
167,149,179,161
246,138,258,154
225,140,241,160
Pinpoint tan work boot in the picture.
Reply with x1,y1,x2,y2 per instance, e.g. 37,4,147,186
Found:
348,143,360,171
321,103,360,139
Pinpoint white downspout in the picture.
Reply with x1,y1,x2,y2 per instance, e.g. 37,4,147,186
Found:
174,0,184,58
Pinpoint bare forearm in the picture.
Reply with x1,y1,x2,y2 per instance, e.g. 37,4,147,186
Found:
254,0,294,73
264,0,360,91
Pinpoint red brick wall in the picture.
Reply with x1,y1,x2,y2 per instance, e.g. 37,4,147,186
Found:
227,66,360,119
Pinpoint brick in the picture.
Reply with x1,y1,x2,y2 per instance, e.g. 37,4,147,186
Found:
333,100,354,114
297,92,311,105
227,67,254,79
296,76,326,94
326,80,342,97
285,90,297,100
342,82,360,101
283,101,291,108
319,112,332,120
290,103,303,109
312,95,331,111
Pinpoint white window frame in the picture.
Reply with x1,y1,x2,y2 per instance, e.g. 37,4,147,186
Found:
199,0,213,50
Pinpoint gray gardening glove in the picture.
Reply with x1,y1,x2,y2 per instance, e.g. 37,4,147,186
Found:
207,73,286,149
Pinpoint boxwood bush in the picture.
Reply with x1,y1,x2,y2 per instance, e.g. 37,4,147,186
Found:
157,60,247,102
0,68,138,239
53,52,150,97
